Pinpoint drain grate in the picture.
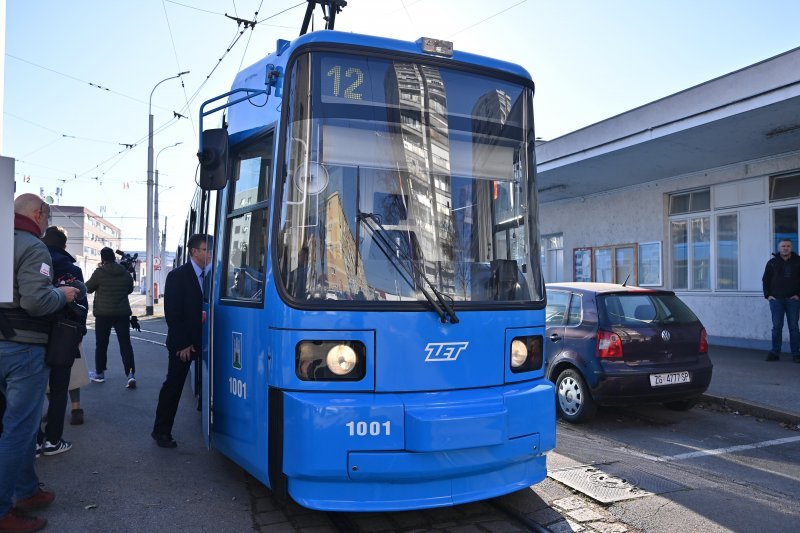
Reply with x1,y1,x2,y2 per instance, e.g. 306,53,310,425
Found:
548,462,686,503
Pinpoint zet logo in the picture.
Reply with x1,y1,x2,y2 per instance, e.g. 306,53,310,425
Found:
424,342,469,362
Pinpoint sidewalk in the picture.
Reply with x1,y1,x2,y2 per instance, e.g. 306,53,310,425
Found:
703,344,800,425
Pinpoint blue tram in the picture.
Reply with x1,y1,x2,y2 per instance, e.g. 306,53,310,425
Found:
190,25,555,511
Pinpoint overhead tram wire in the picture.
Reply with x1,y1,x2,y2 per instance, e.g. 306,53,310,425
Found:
5,53,172,112
236,0,266,72
158,1,307,122
161,0,197,139
5,112,128,146
449,0,528,37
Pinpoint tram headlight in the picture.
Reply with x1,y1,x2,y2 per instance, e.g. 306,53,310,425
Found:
510,335,544,373
326,344,357,375
510,339,528,368
296,340,366,381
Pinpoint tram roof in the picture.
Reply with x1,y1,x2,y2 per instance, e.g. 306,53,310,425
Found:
235,30,533,85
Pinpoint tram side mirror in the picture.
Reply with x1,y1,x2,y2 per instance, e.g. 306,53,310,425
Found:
198,128,229,190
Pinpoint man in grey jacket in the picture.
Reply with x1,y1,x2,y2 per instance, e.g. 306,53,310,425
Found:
0,194,78,532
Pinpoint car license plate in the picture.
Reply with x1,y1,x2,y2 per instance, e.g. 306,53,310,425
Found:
650,371,691,387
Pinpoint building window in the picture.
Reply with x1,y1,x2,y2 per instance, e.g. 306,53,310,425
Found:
542,233,564,282
670,216,710,290
637,242,662,286
716,214,738,290
773,207,798,251
691,217,711,290
593,244,637,284
671,220,688,289
769,172,800,202
669,188,710,215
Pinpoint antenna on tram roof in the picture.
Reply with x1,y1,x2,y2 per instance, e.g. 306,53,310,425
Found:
300,0,347,36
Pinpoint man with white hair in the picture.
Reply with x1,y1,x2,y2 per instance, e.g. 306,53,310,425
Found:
0,194,78,532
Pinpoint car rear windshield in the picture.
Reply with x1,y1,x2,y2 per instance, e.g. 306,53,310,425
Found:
598,293,699,327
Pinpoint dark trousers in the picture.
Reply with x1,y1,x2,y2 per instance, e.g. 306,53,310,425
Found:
94,316,135,375
153,352,192,436
769,298,800,355
40,363,72,444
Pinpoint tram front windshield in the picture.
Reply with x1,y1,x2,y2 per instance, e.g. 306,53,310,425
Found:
278,51,543,305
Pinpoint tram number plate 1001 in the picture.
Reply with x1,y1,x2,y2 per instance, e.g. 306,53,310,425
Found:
346,421,391,437
649,371,690,387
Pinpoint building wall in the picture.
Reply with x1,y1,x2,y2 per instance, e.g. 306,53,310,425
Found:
539,149,800,348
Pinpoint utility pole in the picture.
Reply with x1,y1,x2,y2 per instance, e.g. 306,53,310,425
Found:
146,72,188,315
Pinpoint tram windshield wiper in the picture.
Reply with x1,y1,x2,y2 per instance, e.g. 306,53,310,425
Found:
357,211,459,324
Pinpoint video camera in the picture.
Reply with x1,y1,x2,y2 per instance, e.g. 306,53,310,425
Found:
116,249,139,280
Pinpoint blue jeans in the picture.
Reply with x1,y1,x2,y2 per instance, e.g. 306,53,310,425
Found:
0,341,49,516
769,298,800,355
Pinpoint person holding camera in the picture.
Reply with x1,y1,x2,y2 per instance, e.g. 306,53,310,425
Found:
85,247,136,388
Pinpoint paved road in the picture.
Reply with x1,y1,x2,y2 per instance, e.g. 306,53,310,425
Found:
34,316,252,532
30,295,800,532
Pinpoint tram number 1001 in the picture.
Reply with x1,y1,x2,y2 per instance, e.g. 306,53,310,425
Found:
346,420,391,437
228,377,247,399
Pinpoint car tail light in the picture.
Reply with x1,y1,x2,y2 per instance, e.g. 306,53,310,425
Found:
699,328,708,354
597,329,623,359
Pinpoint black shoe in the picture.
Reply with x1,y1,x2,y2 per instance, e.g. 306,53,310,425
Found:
765,353,779,361
793,356,800,363
151,431,177,448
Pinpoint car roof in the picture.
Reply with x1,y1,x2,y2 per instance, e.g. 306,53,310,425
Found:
546,282,672,295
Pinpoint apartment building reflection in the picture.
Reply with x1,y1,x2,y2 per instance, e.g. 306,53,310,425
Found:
385,62,455,293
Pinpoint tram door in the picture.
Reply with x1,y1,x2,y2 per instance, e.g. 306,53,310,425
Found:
208,135,274,480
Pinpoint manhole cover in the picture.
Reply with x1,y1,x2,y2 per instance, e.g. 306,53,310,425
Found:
548,462,686,503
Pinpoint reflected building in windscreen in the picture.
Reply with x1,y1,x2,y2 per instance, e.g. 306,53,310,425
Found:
384,62,455,293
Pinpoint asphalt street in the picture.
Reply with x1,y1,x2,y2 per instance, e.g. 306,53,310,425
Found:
26,293,800,532
32,311,252,532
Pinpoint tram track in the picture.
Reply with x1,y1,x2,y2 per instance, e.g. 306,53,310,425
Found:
321,498,551,533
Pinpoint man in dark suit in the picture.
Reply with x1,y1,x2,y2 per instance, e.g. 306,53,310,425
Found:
151,234,212,448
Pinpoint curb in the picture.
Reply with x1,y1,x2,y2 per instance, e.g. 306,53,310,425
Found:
700,393,800,426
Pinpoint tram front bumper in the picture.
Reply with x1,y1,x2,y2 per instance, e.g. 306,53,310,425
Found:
281,381,555,511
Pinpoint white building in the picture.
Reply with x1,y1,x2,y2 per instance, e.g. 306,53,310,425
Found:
536,47,800,349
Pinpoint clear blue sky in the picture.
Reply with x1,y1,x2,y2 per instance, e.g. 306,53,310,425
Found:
5,0,800,251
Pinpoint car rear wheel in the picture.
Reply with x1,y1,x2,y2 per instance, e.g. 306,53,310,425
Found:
555,368,596,423
663,397,698,411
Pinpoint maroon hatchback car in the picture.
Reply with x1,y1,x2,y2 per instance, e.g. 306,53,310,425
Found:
545,282,713,423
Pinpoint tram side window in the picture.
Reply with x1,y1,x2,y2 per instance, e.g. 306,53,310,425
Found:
222,133,273,303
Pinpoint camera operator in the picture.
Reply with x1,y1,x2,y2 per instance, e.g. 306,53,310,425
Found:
85,247,137,388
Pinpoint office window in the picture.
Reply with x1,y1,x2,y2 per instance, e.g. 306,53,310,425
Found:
691,217,711,290
773,207,798,252
716,214,738,290
669,189,710,215
769,173,800,202
593,244,637,284
671,221,688,289
671,216,710,290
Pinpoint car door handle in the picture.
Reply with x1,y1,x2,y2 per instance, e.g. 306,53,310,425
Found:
549,333,562,342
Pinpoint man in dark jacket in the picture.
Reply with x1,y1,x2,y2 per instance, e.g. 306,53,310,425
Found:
85,247,136,387
151,234,212,448
0,194,78,532
762,238,800,362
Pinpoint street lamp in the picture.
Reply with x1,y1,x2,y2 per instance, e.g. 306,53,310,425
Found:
154,141,182,302
146,71,188,315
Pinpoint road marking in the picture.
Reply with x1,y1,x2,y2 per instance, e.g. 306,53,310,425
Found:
616,435,800,463
129,335,166,347
86,326,167,346
668,435,800,460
